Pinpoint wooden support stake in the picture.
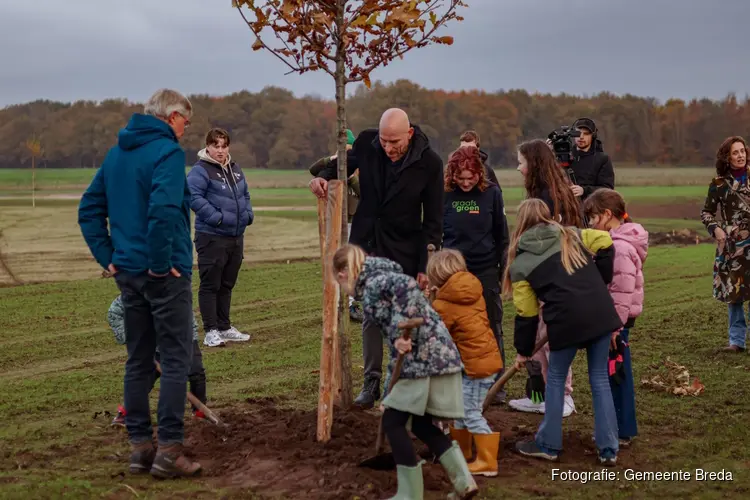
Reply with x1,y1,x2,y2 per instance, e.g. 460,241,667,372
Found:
316,180,343,442
316,197,327,259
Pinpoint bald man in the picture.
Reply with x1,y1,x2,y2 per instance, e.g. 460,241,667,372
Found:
310,108,444,408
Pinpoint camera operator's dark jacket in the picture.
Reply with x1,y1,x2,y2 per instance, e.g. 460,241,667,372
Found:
479,149,499,187
572,141,614,199
316,126,443,278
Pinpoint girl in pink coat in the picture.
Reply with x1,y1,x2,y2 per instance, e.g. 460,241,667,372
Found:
584,188,648,447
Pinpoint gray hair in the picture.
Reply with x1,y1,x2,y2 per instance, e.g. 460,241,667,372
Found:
143,89,193,120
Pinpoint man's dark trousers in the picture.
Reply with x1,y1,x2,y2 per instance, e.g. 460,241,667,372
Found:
115,272,194,445
195,232,244,332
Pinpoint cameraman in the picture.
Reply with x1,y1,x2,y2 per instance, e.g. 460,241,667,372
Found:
569,118,615,199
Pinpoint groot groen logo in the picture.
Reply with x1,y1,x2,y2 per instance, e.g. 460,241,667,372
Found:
452,200,480,213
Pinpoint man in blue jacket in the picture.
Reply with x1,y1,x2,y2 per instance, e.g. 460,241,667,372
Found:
187,128,253,348
78,89,201,478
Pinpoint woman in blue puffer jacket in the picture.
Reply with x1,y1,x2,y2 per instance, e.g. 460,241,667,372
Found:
187,128,254,347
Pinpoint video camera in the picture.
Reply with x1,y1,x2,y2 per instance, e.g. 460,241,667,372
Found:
547,126,581,168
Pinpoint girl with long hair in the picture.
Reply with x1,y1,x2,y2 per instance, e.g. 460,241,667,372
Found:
332,245,478,500
517,139,583,227
504,199,621,465
585,188,649,448
509,139,583,416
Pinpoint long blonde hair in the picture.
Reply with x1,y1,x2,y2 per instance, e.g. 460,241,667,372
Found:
332,244,367,292
501,199,591,298
426,249,467,289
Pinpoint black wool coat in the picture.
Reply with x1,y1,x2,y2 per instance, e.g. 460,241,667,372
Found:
317,125,444,277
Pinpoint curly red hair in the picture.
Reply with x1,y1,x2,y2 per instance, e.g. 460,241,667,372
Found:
444,146,489,192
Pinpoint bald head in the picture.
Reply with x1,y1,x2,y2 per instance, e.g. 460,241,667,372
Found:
378,108,414,162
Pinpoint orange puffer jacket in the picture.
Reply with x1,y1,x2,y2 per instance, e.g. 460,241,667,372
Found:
432,271,503,378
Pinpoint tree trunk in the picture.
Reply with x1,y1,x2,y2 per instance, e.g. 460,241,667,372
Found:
333,0,352,409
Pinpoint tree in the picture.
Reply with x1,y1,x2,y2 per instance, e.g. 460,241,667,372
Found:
24,136,44,208
232,0,467,435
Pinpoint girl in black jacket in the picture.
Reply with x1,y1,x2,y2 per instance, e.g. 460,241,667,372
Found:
509,139,584,416
441,146,509,395
504,198,621,465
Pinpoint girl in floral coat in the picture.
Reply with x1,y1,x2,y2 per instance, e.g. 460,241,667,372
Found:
332,244,478,500
701,136,750,352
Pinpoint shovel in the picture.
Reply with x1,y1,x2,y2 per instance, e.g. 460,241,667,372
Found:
154,361,228,428
481,334,548,413
358,317,425,470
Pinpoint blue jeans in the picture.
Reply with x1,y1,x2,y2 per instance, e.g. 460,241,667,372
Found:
454,373,495,434
610,328,637,439
536,332,618,455
115,272,194,446
728,302,748,349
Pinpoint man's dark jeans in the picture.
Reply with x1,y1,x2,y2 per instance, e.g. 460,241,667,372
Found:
195,232,244,332
115,272,193,446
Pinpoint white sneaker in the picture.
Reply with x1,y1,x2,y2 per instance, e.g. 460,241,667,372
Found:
563,395,576,418
508,397,545,414
219,326,251,342
203,329,226,348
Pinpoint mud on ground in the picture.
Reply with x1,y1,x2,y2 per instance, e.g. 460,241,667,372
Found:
183,399,653,499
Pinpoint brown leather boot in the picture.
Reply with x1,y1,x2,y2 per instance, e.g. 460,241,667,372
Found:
468,432,500,477
449,427,473,461
129,441,156,474
150,444,202,479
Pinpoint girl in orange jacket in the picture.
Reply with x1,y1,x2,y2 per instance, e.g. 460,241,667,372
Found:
428,249,503,477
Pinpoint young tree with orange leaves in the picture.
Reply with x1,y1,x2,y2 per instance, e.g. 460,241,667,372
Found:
233,1,466,431
233,0,466,239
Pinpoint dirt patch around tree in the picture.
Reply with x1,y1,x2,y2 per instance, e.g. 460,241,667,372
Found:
179,399,655,499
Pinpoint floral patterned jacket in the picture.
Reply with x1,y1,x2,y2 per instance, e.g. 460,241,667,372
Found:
701,173,750,303
354,257,463,382
107,295,199,346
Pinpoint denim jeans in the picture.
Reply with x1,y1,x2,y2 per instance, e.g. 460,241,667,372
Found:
610,328,637,439
115,272,194,446
536,332,618,455
454,373,495,434
728,302,748,349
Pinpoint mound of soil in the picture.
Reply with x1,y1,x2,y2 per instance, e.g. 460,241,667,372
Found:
649,228,712,246
185,399,644,499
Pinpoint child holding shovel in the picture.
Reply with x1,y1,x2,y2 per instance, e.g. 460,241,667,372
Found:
107,294,209,427
427,248,503,477
332,244,479,500
585,188,648,448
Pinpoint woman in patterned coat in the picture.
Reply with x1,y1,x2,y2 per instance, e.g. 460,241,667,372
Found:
701,136,750,352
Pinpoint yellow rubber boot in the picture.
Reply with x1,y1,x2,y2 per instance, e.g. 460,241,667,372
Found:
449,427,473,461
467,432,500,477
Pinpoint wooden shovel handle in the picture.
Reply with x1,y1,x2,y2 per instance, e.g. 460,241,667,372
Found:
153,360,224,426
374,317,425,453
482,334,549,413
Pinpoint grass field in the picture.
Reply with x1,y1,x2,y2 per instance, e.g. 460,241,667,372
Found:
0,166,717,194
0,166,742,498
1,245,749,499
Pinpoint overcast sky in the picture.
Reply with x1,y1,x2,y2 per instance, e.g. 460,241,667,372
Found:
1,0,748,108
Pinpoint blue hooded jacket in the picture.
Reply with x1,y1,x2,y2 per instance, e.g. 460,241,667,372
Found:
187,149,254,237
78,113,193,276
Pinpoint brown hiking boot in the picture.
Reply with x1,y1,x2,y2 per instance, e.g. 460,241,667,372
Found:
129,441,156,474
150,444,202,479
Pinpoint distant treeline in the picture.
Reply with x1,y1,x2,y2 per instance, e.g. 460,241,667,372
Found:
1,79,749,170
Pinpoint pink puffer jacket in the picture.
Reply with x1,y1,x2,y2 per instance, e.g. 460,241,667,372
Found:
609,222,649,329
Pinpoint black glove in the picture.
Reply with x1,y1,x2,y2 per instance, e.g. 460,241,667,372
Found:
525,360,545,404
608,335,626,385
